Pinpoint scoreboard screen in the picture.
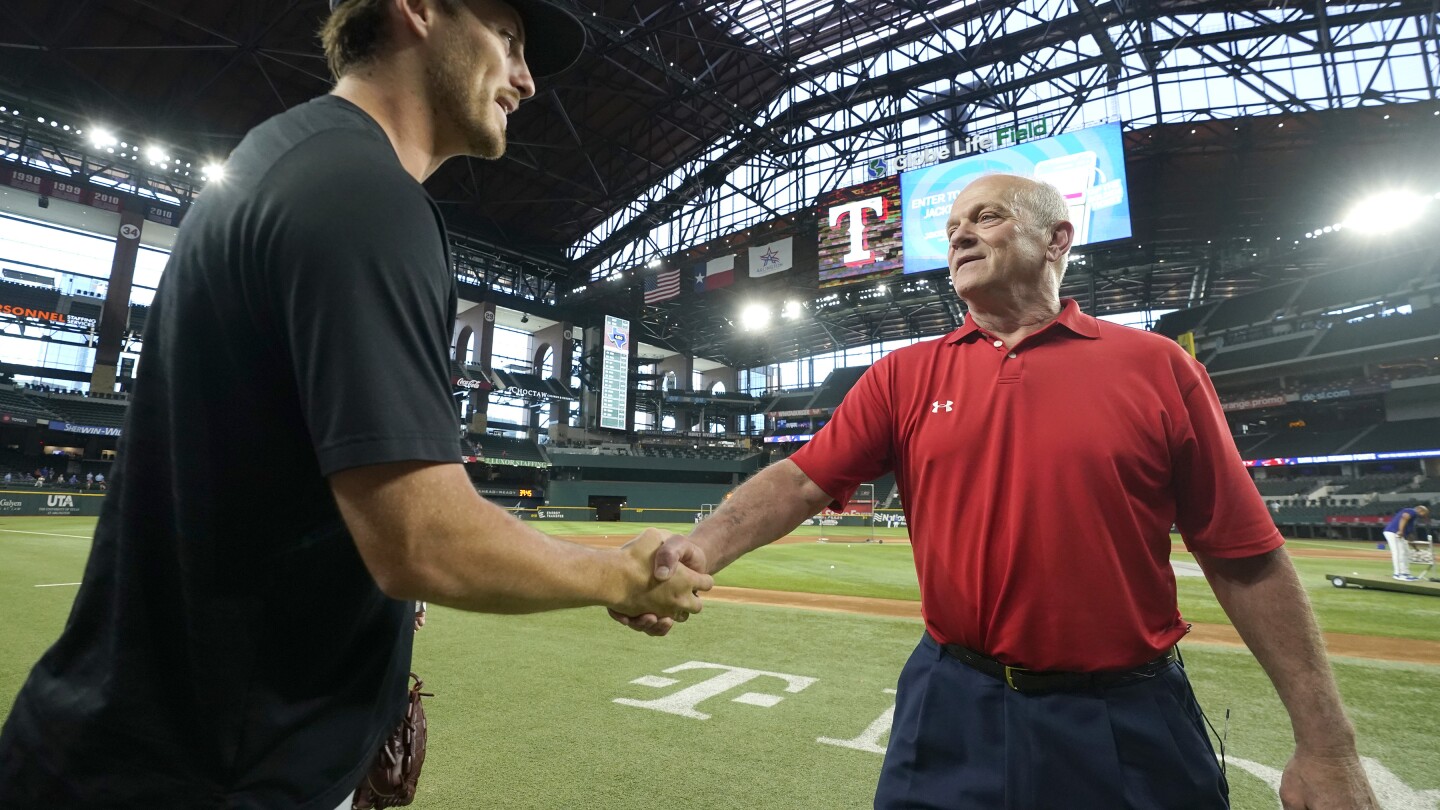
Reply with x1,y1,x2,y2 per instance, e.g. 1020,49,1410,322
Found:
599,315,630,431
816,176,904,288
900,122,1132,274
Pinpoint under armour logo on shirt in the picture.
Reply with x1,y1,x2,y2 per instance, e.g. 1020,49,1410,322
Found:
931,400,953,413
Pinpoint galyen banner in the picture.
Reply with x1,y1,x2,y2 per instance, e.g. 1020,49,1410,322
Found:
0,490,106,517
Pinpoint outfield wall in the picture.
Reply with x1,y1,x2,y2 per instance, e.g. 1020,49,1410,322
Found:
548,480,735,511
512,501,906,529
0,490,106,517
547,453,760,474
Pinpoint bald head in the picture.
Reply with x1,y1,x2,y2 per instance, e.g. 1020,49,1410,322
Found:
1003,175,1070,230
987,175,1069,257
951,174,1073,277
944,174,1076,306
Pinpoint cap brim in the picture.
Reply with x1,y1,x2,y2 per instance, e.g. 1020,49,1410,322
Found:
510,0,587,79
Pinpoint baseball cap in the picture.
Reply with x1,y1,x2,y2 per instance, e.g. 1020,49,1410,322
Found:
329,0,587,78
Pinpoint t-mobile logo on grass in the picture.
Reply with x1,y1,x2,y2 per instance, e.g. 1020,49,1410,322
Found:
931,400,953,413
615,662,817,720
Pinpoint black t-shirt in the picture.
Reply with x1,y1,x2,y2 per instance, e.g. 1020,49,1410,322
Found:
0,95,462,808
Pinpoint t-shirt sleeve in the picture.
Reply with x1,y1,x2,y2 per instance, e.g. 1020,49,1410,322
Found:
264,137,462,476
789,358,896,510
1170,358,1284,557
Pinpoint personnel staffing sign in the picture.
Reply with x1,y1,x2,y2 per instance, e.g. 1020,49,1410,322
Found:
599,315,630,431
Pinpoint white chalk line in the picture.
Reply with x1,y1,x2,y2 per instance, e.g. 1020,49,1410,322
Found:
0,528,91,539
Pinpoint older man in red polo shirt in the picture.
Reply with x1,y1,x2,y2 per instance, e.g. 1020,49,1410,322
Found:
619,173,1376,809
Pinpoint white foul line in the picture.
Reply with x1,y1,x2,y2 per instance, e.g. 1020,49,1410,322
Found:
0,529,92,539
3,528,91,587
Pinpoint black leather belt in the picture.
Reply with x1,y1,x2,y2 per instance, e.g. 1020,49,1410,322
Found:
937,637,1180,694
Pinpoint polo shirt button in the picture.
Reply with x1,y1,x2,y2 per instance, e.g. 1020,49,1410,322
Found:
992,339,1003,348
1007,352,1017,359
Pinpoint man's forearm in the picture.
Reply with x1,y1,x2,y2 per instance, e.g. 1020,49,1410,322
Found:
1195,548,1356,751
332,462,661,615
689,459,835,574
407,497,627,613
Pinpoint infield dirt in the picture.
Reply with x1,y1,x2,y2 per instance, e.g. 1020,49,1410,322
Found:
561,534,1440,666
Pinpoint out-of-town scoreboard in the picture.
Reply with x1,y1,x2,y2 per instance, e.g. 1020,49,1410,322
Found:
599,315,630,431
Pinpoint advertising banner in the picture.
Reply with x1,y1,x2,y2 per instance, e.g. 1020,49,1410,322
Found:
477,486,543,499
52,423,123,437
1222,395,1287,412
821,501,873,517
0,490,106,517
1325,516,1387,525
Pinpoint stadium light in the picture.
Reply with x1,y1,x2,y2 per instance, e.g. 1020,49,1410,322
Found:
782,300,803,320
740,303,771,331
1343,190,1429,234
145,145,169,164
202,162,226,182
647,257,661,267
90,128,117,149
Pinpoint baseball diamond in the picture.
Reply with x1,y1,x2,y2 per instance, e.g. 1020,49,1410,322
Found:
1,517,1436,808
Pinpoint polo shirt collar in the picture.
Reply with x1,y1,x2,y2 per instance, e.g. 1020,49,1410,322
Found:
946,298,1101,344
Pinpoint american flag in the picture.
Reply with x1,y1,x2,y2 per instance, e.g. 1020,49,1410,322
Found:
643,269,680,304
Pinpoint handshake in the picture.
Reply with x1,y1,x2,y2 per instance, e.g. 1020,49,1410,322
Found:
607,528,711,637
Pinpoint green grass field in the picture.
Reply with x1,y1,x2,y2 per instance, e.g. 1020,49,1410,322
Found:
2,517,1438,809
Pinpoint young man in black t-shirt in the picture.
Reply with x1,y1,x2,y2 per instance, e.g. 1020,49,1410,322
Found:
0,1,711,807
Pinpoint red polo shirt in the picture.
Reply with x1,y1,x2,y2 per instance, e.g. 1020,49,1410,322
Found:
790,299,1282,672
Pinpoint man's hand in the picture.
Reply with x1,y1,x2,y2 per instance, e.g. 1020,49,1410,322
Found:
606,529,712,623
1278,748,1378,809
608,534,708,637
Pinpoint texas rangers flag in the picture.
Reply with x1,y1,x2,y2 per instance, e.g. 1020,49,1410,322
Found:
747,237,793,278
693,255,735,293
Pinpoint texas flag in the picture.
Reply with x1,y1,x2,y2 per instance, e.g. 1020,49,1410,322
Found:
693,255,735,293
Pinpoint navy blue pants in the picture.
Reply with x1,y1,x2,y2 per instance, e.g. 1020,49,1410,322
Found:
875,634,1228,810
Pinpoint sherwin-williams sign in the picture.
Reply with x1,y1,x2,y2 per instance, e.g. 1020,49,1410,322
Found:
51,423,123,437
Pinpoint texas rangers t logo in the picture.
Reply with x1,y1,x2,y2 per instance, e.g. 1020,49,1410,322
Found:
931,400,953,413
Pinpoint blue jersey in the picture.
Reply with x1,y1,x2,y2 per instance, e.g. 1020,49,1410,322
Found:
1386,508,1423,537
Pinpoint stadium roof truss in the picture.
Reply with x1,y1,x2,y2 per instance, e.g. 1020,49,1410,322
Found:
539,0,1437,366
0,0,1436,368
571,0,1439,280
